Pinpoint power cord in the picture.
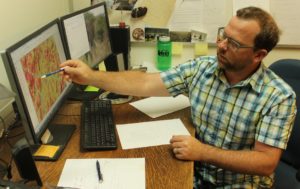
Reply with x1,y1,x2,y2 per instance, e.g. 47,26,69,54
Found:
0,154,12,180
0,115,24,181
0,158,8,179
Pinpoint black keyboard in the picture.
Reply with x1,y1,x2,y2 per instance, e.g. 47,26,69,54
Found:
80,100,117,150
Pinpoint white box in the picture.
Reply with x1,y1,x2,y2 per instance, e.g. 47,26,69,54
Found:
0,97,15,137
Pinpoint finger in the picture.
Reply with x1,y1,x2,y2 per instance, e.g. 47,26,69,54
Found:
173,147,182,154
170,141,182,149
60,60,80,68
60,60,72,68
63,66,74,73
170,135,187,143
63,65,80,76
173,148,179,154
63,75,72,83
174,153,184,160
170,135,180,143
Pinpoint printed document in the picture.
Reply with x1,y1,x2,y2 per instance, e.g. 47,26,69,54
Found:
117,119,190,149
58,158,145,189
129,95,190,118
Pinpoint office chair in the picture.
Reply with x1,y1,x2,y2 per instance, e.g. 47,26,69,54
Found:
269,59,300,189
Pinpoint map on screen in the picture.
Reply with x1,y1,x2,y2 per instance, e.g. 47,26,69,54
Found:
20,37,66,122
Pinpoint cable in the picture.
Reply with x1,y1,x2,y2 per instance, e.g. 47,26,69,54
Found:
0,117,7,179
0,112,22,140
0,158,8,179
6,131,25,140
0,116,23,180
7,119,22,131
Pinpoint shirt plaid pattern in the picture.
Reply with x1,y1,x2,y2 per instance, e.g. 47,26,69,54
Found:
161,56,297,189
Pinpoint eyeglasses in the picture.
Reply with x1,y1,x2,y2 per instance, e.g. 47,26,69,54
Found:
217,27,254,51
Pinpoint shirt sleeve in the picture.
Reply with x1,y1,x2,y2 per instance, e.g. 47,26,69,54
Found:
160,56,214,97
160,60,194,96
256,90,297,149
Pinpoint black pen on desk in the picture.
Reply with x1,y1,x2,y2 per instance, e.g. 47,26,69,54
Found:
96,160,103,183
40,67,65,78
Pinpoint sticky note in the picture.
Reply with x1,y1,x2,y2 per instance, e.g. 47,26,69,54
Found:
33,145,60,158
84,85,99,92
194,42,208,56
83,61,105,92
98,61,106,71
172,42,183,55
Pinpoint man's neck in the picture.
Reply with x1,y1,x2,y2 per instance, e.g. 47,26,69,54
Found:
224,63,261,85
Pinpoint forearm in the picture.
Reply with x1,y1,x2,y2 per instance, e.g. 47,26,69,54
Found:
200,143,280,176
89,70,170,97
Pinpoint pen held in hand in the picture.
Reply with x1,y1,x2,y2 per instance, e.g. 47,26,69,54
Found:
96,160,103,183
40,68,65,78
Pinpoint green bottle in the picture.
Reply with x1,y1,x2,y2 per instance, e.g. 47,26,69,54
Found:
157,36,172,71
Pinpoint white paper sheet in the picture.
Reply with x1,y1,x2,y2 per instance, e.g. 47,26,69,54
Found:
58,158,145,189
117,119,190,149
63,14,90,59
168,0,204,31
168,0,229,43
129,95,190,118
233,0,270,13
270,0,300,46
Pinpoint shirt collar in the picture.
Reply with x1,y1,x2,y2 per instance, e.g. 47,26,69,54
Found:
214,62,266,94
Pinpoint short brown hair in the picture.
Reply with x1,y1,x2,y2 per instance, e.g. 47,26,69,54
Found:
237,6,280,52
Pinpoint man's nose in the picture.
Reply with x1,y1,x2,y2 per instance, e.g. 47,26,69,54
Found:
217,38,229,50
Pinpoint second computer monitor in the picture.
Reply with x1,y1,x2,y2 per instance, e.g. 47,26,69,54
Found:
60,2,113,100
60,2,112,69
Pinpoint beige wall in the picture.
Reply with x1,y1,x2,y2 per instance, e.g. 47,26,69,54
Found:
0,0,93,89
0,0,71,89
70,0,91,12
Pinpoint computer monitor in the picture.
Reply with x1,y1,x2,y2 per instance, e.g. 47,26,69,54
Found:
1,19,75,161
60,2,113,100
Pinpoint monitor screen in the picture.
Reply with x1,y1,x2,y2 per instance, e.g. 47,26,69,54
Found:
1,19,75,161
60,2,113,100
60,2,112,69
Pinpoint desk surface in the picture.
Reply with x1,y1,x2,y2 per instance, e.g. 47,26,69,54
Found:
31,99,194,189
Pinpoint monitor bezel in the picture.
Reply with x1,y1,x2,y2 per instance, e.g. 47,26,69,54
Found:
60,1,113,70
2,18,73,145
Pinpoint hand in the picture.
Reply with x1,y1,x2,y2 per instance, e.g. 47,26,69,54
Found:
170,135,204,161
60,60,94,85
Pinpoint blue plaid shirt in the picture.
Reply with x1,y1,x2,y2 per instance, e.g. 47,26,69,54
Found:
161,56,297,188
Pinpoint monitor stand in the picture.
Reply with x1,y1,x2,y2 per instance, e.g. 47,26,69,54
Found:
67,84,103,101
30,124,75,161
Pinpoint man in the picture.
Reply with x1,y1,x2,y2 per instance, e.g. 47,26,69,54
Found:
60,6,296,189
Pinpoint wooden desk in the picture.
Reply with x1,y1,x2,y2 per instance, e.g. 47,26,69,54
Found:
31,99,194,189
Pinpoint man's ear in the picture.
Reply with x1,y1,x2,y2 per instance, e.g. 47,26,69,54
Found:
254,49,268,63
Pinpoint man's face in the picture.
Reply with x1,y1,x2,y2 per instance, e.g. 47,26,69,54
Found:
216,16,260,73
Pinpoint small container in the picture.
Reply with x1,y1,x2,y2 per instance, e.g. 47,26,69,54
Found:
156,36,172,71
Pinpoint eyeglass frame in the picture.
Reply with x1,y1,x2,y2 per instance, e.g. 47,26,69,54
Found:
217,27,255,51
